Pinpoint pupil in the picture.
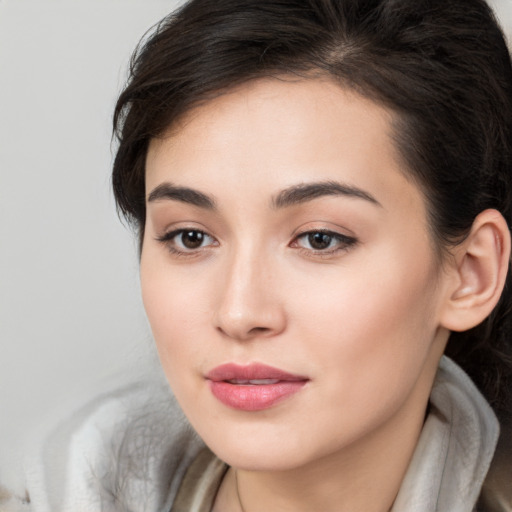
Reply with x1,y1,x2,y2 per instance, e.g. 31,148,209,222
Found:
182,231,204,249
309,232,332,250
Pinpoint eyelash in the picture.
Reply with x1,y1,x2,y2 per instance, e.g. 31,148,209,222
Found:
156,228,357,257
291,229,358,256
156,229,217,257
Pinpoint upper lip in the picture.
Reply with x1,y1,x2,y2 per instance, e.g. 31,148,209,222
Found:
206,363,308,382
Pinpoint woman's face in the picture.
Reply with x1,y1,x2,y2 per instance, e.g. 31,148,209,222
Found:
141,78,452,471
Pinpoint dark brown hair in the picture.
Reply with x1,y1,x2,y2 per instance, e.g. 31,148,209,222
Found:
112,0,512,414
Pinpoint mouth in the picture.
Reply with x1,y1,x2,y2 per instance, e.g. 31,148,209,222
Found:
205,363,309,411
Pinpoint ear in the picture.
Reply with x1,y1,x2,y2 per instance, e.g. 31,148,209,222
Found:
440,209,511,332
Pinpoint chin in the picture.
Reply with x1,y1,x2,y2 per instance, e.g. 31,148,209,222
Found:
213,443,307,472
196,420,326,472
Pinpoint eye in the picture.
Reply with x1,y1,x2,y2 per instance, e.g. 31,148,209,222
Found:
292,230,357,254
157,228,217,254
175,230,213,249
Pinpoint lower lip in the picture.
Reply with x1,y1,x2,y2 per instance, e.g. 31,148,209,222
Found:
208,380,306,411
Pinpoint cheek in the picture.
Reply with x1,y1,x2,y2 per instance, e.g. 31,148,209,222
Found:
290,245,441,397
139,234,446,469
140,253,210,379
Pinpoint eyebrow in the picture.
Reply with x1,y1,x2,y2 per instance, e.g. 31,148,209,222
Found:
147,180,381,211
147,182,216,210
272,181,382,209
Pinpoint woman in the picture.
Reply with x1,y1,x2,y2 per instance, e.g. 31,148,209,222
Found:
5,0,512,510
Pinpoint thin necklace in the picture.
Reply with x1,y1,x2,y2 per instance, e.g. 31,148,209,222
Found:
234,469,247,512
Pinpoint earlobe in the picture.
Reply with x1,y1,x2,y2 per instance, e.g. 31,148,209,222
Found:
440,209,511,332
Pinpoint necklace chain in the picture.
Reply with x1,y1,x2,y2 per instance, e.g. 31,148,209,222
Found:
234,469,247,512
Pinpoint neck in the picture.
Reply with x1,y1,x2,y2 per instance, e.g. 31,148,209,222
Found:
214,377,433,512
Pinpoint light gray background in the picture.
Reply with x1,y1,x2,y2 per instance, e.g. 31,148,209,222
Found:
1,0,511,493
0,0,183,492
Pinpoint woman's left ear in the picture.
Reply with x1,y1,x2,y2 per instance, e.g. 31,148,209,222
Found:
440,209,511,332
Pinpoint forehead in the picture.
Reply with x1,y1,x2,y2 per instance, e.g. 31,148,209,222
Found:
148,77,394,163
145,77,425,219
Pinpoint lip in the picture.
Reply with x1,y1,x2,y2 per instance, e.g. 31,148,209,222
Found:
206,363,308,411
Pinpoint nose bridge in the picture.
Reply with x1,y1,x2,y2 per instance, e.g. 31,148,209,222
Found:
214,241,285,340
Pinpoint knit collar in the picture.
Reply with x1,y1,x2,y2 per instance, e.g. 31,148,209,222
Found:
391,356,499,512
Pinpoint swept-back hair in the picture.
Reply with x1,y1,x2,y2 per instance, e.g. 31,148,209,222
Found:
112,0,512,413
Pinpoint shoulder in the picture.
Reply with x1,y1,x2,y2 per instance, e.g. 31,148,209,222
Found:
13,380,204,512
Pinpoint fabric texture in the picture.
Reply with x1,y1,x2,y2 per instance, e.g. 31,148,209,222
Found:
391,357,499,511
1,356,505,511
171,448,228,512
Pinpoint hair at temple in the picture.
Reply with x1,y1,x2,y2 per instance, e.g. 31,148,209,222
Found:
112,0,512,415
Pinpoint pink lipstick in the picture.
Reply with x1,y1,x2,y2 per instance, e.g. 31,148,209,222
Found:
206,363,308,411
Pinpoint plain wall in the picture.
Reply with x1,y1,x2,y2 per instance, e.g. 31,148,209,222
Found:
1,0,511,493
0,0,183,492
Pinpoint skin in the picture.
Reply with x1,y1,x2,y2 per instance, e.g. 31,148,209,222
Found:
141,78,457,512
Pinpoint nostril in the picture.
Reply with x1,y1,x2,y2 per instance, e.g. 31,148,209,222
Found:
248,326,271,335
216,324,273,340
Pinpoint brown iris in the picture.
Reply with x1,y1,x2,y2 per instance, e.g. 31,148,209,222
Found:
180,230,205,249
308,232,333,250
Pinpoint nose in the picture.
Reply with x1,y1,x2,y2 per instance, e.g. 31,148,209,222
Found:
213,250,286,341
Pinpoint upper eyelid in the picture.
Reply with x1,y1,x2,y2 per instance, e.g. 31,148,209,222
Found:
290,219,357,237
156,228,218,256
291,229,358,251
293,228,356,240
158,228,216,241
157,224,214,238
156,226,357,249
159,227,351,239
